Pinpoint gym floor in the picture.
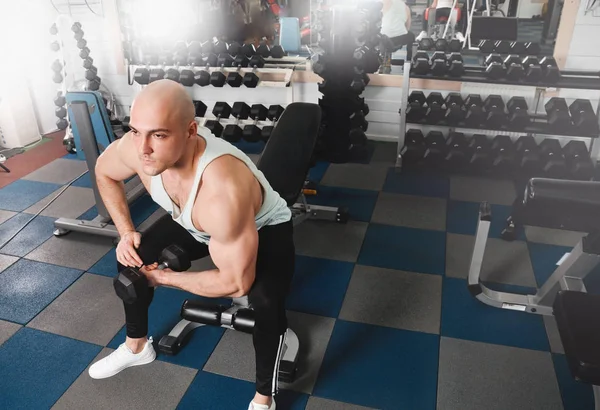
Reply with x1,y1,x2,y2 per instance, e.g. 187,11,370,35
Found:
1,133,598,409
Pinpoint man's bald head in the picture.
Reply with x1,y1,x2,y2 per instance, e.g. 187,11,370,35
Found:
131,79,195,131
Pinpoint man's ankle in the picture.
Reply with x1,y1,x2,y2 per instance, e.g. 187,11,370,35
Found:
125,336,147,354
252,392,272,406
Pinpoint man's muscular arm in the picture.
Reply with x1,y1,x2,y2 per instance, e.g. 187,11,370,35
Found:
95,134,138,235
160,161,259,298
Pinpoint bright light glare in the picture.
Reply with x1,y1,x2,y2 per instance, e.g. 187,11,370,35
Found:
131,0,196,41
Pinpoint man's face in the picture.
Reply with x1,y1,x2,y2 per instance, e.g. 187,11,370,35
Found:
129,102,190,176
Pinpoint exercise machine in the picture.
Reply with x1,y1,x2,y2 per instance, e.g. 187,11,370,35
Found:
468,177,600,408
53,91,348,238
158,102,323,383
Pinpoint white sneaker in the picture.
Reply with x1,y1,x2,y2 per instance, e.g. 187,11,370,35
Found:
89,337,156,379
456,32,465,43
416,31,428,41
248,398,276,410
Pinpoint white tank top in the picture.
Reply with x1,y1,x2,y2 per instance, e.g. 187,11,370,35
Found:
381,0,409,38
437,0,455,8
150,127,292,244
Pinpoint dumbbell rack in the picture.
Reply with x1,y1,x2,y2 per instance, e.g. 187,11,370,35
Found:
395,48,600,169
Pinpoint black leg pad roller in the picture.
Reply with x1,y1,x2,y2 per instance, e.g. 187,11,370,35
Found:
181,300,255,334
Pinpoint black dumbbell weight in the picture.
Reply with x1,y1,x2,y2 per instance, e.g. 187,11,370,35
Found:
464,94,485,127
226,54,250,87
261,105,285,142
515,135,541,175
449,39,462,52
495,40,511,54
256,41,271,57
545,97,571,130
539,56,561,83
223,102,251,143
179,69,195,87
87,76,101,91
54,92,66,107
56,118,69,130
563,140,595,180
205,102,232,138
506,97,530,129
82,57,94,69
484,95,507,128
435,38,448,52
55,106,67,119
149,68,165,83
445,132,470,170
412,51,430,75
85,65,99,81
569,99,599,135
406,91,427,122
504,55,525,80
525,42,541,56
468,134,492,172
447,53,465,77
539,138,567,178
113,244,191,304
423,131,447,166
445,93,466,124
419,37,435,51
426,92,446,124
510,41,526,55
430,51,447,76
242,43,257,57
521,56,542,82
210,54,235,87
401,129,426,165
491,135,516,173
193,101,208,118
242,104,268,143
350,110,368,132
485,54,506,79
214,39,229,55
479,39,495,53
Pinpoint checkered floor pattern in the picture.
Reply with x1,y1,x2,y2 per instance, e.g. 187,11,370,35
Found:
1,139,598,409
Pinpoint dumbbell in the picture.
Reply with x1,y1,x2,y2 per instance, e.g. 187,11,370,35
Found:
149,67,166,83
179,68,196,87
194,55,219,86
430,52,447,76
242,43,257,57
445,132,469,170
506,97,530,129
510,41,526,55
419,37,435,51
54,92,66,107
256,41,271,57
515,135,541,175
569,99,599,135
222,102,251,143
491,135,516,173
435,38,448,52
406,91,427,122
539,56,561,83
479,39,495,53
214,39,229,55
401,129,426,164
55,106,67,120
412,51,430,75
113,244,190,304
539,138,567,178
485,54,506,79
205,102,232,138
469,134,492,171
423,131,447,166
447,53,465,77
563,140,594,180
445,93,466,124
484,95,507,128
56,118,69,130
242,104,268,143
522,56,542,82
351,71,370,94
227,42,243,57
83,57,94,69
448,39,462,52
193,101,208,118
87,76,101,91
426,92,446,124
545,97,571,130
494,40,512,54
525,42,541,56
261,105,285,142
210,54,235,87
504,55,524,80
464,94,485,127
226,54,251,87
350,109,368,132
79,47,91,59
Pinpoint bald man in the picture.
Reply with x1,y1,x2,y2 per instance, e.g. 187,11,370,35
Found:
88,80,294,410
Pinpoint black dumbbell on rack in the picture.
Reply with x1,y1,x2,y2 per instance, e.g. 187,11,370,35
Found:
464,94,485,127
563,140,595,180
484,95,507,128
260,105,285,142
515,135,542,175
545,97,572,131
506,97,530,129
205,102,233,137
222,102,251,142
401,129,427,165
242,104,269,143
539,138,567,178
445,93,466,124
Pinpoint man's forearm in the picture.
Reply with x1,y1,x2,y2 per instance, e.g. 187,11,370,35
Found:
162,269,244,298
96,176,135,234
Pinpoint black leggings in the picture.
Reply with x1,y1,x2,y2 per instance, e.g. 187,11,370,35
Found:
118,213,295,396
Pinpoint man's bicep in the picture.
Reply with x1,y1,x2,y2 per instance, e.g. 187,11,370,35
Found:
96,137,137,182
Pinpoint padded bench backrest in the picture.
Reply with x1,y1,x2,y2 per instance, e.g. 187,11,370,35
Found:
256,103,322,206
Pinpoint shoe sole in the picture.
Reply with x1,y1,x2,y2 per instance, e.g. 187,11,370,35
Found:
89,353,156,380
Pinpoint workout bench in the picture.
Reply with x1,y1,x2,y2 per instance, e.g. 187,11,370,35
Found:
158,103,324,382
469,177,600,408
53,92,347,238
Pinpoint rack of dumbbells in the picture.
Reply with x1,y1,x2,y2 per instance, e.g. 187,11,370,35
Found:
395,45,600,181
311,2,382,163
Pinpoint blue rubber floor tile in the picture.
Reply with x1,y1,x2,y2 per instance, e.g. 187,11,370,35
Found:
358,223,446,275
71,172,93,188
313,320,439,410
108,286,226,370
87,248,117,277
286,255,354,317
308,161,330,183
0,180,61,212
552,353,595,410
130,194,160,226
0,259,83,324
528,242,573,288
307,185,378,222
382,169,449,198
446,200,524,240
0,327,101,409
0,214,56,257
441,277,550,351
